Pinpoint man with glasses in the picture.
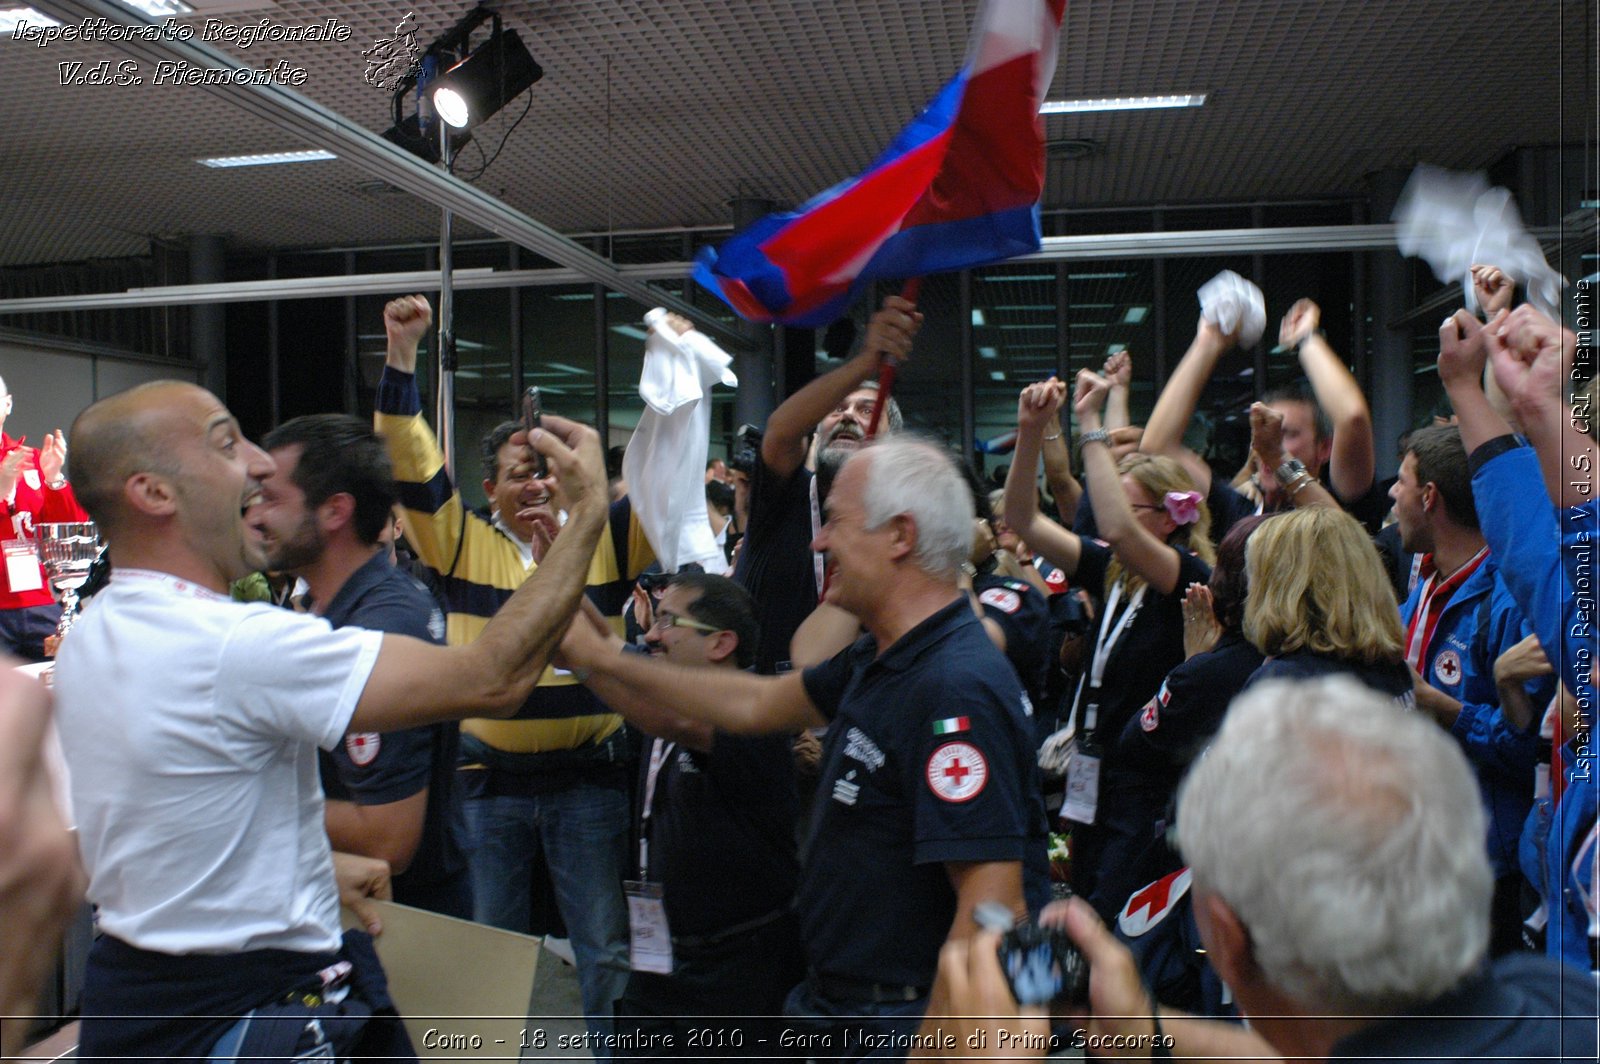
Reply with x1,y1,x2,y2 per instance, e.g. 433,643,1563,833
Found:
565,437,1050,1061
375,295,657,1048
732,296,921,675
587,571,802,1056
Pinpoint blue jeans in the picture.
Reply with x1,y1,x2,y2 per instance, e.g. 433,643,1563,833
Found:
463,781,631,1058
0,602,62,663
781,979,927,1062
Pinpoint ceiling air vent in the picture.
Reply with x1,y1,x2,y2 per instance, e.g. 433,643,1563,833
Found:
1046,138,1102,161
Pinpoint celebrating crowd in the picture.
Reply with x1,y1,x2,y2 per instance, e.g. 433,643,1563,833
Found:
1,263,1596,1064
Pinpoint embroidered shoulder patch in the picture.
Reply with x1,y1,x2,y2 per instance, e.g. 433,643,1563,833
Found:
926,741,988,803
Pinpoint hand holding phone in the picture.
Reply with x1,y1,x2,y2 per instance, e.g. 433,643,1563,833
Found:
522,387,548,478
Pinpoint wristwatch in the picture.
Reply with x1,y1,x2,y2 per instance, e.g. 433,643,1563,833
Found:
1274,457,1308,486
1078,428,1111,454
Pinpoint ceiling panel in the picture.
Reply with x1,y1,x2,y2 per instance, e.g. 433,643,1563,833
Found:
2,0,1592,268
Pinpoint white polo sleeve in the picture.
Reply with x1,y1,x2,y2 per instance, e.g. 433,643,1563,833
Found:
218,604,385,750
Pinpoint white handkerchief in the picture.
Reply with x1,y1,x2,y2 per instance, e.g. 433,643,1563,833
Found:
622,310,739,574
1393,164,1566,318
1197,270,1267,347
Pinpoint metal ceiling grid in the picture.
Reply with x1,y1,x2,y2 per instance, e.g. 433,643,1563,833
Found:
2,1,1592,271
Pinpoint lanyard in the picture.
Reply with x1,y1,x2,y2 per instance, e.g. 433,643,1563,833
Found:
1073,580,1146,735
1089,580,1146,691
1403,548,1488,670
809,474,825,602
637,738,676,878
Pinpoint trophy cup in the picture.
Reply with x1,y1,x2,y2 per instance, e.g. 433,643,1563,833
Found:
37,522,100,641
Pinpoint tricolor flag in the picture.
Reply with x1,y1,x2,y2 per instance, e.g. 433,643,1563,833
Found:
933,716,972,736
693,0,1066,327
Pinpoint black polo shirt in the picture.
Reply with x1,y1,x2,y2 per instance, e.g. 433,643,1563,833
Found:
1246,650,1415,707
732,458,819,674
798,598,1051,988
317,550,469,913
637,731,800,938
1116,633,1264,776
1071,542,1212,763
973,570,1051,710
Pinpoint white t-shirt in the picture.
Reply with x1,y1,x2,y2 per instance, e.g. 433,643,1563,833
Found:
54,569,383,955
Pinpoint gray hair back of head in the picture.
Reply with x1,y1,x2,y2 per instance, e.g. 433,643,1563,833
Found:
1175,675,1491,1012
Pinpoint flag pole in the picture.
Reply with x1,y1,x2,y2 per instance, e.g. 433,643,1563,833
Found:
865,277,921,439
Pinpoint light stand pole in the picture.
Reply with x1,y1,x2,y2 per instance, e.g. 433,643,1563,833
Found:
435,115,456,480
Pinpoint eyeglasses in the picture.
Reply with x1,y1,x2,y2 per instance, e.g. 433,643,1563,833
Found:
649,610,723,635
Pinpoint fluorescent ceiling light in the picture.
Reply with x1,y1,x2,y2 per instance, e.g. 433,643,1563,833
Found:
1106,343,1128,356
979,346,999,360
1041,94,1206,115
1001,324,1054,331
118,0,194,16
1068,272,1131,281
992,304,1054,312
990,371,1006,381
1068,322,1106,330
197,149,336,168
1123,305,1150,324
610,324,649,341
1,7,57,33
981,273,1055,283
971,309,986,326
544,362,589,375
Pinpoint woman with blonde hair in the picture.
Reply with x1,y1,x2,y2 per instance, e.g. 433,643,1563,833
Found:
1243,506,1413,701
1004,371,1214,921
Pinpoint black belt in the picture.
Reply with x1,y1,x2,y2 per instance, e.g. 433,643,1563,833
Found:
807,969,928,1004
671,907,788,952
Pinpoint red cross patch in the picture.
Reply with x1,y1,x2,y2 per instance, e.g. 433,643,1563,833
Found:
1139,698,1160,732
1433,649,1462,687
1044,567,1067,589
1116,868,1193,937
345,732,382,766
926,741,988,803
978,587,1021,615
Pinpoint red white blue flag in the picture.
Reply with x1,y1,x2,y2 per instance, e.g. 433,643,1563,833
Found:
693,0,1066,327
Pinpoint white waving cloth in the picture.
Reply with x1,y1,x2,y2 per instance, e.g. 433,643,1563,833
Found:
1197,270,1267,348
622,309,739,574
1394,164,1567,318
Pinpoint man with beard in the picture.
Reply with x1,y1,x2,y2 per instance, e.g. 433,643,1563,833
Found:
732,295,922,674
253,414,470,918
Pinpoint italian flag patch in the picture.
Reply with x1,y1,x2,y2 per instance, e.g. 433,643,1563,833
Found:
932,716,970,736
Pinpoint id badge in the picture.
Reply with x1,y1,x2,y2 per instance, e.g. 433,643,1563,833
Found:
3,539,42,593
623,880,673,974
1061,752,1100,825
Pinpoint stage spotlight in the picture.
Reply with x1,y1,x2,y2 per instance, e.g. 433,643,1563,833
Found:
429,28,542,130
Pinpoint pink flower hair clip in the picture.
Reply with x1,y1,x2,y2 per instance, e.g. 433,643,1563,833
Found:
1163,490,1203,526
